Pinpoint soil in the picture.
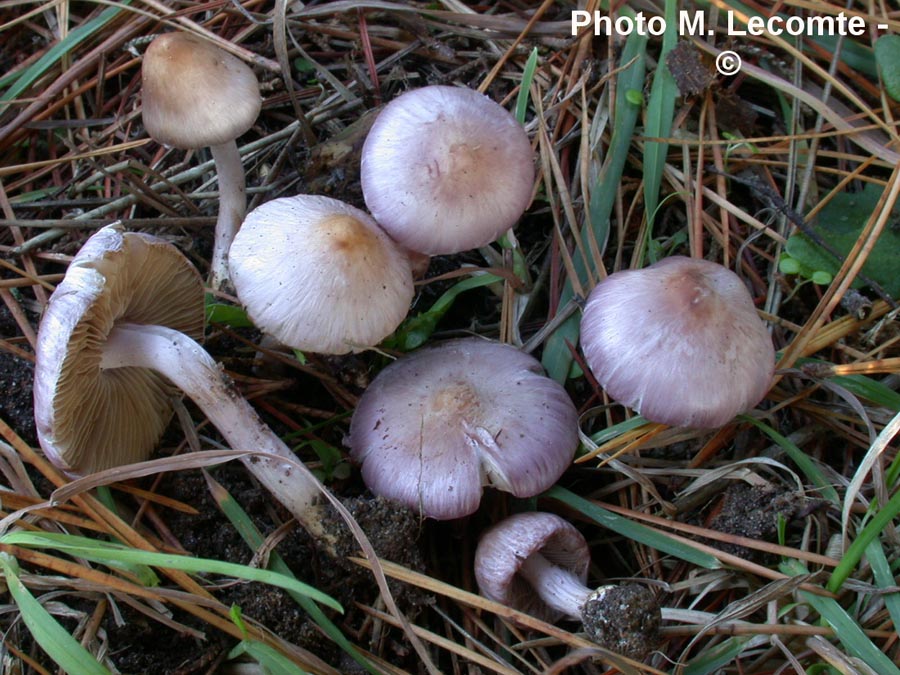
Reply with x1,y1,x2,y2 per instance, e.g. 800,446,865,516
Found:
0,305,36,446
104,467,431,674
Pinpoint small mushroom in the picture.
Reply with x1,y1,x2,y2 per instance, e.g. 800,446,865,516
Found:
580,256,775,428
228,194,414,355
360,85,535,255
33,225,328,539
475,511,661,660
347,338,578,520
141,32,261,290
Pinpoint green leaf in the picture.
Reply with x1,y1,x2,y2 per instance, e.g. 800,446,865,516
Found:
385,273,502,351
0,553,110,675
875,34,900,102
783,183,900,297
205,295,254,328
545,486,721,568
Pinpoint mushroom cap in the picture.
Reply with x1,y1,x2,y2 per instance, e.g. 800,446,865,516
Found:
475,511,591,622
34,225,205,474
347,338,578,519
360,85,535,255
580,256,775,428
141,32,261,149
228,194,414,355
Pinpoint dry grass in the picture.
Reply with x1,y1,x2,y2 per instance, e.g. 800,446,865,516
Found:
1,1,899,674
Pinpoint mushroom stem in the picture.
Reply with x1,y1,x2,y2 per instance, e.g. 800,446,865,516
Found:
208,140,247,291
101,322,327,539
518,551,593,621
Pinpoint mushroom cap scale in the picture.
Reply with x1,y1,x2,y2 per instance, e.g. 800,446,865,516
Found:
34,226,205,473
580,256,775,428
347,339,578,520
228,194,414,355
475,511,590,622
141,32,261,149
361,85,535,255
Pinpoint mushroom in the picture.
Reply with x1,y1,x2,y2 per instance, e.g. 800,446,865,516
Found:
141,32,261,291
346,338,578,520
579,256,775,428
33,225,328,538
228,194,414,355
360,85,535,255
475,511,661,660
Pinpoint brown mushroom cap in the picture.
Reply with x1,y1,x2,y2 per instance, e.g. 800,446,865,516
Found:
475,511,591,622
580,256,775,428
347,339,579,519
141,32,261,149
33,226,205,473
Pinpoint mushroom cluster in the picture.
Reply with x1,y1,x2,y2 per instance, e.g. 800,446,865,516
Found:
580,256,775,428
475,511,661,660
347,338,578,520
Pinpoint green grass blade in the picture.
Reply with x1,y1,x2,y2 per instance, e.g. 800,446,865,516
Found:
229,605,311,675
545,486,721,568
515,47,539,124
2,531,342,612
783,559,900,675
0,553,110,675
740,416,839,504
640,0,678,261
682,635,758,675
0,3,131,111
826,485,900,593
542,31,649,383
866,540,900,639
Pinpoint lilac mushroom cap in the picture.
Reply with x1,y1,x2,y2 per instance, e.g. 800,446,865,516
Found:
580,256,775,428
475,511,661,660
347,339,578,520
360,85,535,255
229,194,415,355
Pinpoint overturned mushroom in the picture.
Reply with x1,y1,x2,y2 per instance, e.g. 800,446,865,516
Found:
475,511,661,660
33,225,329,539
141,32,261,290
580,256,775,428
347,338,578,520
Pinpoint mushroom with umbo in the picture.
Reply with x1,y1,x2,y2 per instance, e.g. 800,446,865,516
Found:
360,84,535,255
346,338,578,520
33,225,330,540
141,32,261,291
228,194,414,355
579,256,775,428
475,510,661,660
